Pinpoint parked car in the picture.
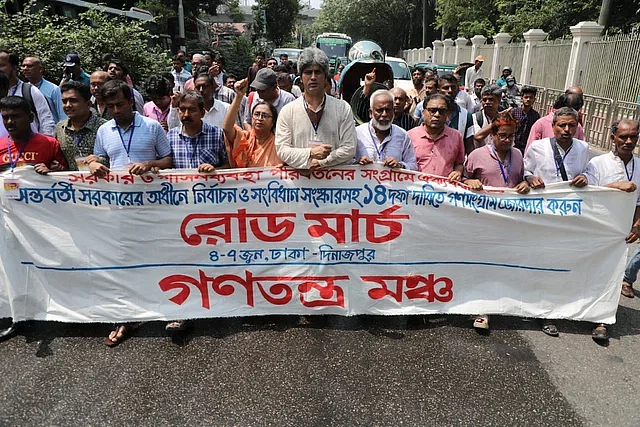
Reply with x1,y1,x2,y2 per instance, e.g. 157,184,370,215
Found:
385,56,412,92
272,48,303,64
411,62,473,87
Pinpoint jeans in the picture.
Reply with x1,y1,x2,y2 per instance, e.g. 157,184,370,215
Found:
624,245,640,284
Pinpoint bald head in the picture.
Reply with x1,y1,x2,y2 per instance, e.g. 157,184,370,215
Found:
90,70,110,100
390,87,408,116
566,86,583,96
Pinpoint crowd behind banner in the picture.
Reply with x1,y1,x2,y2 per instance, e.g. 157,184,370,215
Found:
0,45,638,346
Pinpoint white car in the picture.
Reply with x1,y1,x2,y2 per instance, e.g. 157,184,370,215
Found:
385,56,413,92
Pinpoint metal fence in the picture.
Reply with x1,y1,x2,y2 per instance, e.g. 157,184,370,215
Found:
499,43,525,81
582,34,640,103
530,85,640,153
529,40,572,90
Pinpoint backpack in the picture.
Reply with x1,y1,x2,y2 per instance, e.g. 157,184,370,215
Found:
21,82,39,123
474,110,484,128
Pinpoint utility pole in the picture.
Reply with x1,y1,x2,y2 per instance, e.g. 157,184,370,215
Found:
422,0,428,47
177,0,186,52
598,0,612,28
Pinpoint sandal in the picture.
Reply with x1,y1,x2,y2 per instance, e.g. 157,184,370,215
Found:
473,315,490,330
542,323,559,337
105,323,141,347
165,320,189,333
621,282,635,298
592,324,609,342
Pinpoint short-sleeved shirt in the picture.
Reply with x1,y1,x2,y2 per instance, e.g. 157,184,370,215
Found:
71,71,91,86
55,112,107,171
407,125,465,176
94,113,171,169
355,122,418,170
244,89,295,126
0,133,68,173
143,101,170,125
414,103,474,141
472,110,493,147
168,122,227,169
464,145,525,188
584,152,640,205
35,78,66,124
526,112,585,152
523,137,590,184
171,68,192,92
167,99,229,130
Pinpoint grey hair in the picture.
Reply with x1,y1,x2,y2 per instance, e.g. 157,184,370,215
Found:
553,107,579,124
481,84,502,98
370,89,394,109
611,119,639,135
191,53,205,62
297,47,330,77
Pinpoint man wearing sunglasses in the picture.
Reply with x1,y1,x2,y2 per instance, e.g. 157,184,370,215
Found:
407,93,464,182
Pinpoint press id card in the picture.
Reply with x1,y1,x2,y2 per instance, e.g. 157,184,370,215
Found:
4,178,20,199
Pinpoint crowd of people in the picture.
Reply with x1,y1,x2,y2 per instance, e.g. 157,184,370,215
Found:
0,45,638,346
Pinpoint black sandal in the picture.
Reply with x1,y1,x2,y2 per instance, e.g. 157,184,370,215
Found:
592,324,609,342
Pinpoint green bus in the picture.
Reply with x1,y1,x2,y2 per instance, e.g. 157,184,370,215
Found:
315,33,352,74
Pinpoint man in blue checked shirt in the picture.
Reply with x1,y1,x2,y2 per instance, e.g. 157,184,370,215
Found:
168,90,229,173
165,90,228,334
89,80,173,177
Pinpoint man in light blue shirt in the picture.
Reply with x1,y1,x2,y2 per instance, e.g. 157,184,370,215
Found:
355,89,417,171
21,56,66,123
90,80,172,176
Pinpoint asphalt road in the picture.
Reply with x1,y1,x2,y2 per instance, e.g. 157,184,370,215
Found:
0,240,638,427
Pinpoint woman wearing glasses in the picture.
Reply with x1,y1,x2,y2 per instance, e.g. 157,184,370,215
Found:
223,78,282,167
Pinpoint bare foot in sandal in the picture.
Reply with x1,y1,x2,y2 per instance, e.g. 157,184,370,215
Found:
106,323,140,347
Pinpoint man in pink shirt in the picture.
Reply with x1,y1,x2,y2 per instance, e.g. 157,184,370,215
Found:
407,94,464,181
143,75,172,132
526,93,585,152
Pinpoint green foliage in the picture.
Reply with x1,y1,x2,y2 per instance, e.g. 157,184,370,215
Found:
313,0,416,55
134,0,176,34
215,35,254,77
0,8,170,85
101,0,223,18
226,0,245,23
252,0,302,47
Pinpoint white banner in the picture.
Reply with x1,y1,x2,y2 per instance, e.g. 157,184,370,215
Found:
0,166,634,324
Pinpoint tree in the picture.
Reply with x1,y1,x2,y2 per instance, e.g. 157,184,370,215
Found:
313,0,416,55
0,8,170,85
252,0,302,47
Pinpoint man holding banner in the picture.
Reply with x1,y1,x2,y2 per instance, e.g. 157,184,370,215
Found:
584,118,640,341
89,80,173,178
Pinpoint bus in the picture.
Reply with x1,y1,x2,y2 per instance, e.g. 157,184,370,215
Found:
315,33,352,73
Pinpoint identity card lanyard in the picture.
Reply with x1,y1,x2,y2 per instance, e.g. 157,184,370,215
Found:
626,157,635,181
116,123,135,163
6,137,31,175
368,123,387,162
491,146,511,185
551,139,573,177
303,96,326,137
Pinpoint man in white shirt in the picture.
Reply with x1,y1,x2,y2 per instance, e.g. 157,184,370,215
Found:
0,50,55,136
583,118,640,342
275,48,356,169
245,68,295,131
472,84,502,148
171,55,192,93
355,89,417,170
167,74,228,129
524,107,589,189
465,56,484,91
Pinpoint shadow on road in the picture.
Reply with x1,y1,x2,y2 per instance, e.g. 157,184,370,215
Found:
3,305,640,356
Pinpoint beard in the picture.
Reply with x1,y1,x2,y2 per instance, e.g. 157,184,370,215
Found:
371,117,392,131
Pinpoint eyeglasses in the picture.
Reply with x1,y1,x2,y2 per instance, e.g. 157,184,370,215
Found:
426,107,448,116
496,133,516,141
252,112,272,120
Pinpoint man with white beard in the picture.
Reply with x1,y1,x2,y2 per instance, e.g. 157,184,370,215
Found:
354,89,417,170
